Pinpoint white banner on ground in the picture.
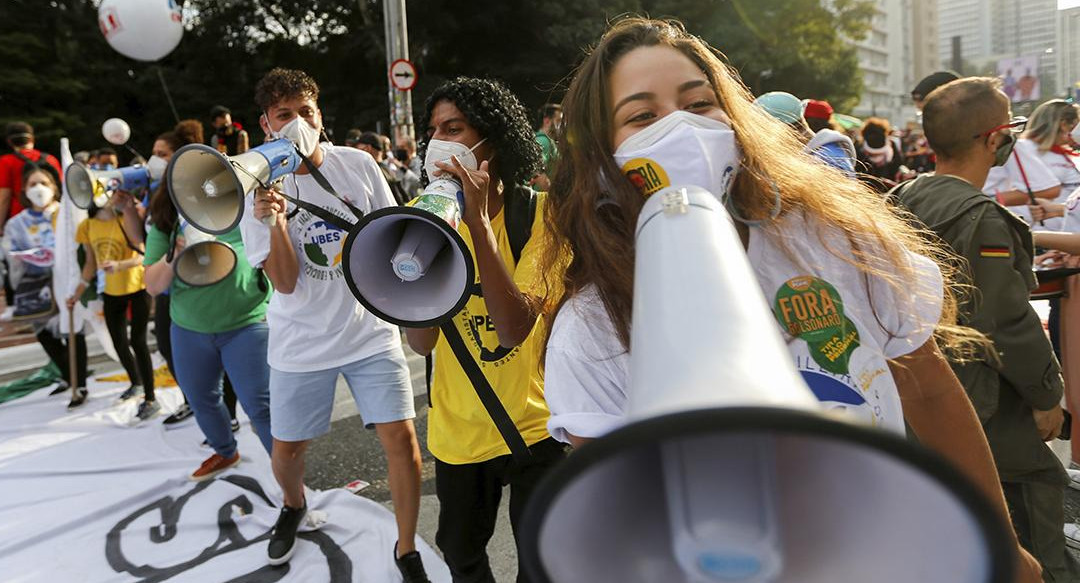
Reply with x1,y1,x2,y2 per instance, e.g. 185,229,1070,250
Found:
0,376,450,582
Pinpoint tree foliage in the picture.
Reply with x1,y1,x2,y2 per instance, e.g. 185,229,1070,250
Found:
0,0,872,160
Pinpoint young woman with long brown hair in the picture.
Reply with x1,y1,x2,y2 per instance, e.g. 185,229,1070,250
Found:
537,17,1041,581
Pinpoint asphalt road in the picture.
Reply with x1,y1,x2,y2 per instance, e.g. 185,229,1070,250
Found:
303,352,522,582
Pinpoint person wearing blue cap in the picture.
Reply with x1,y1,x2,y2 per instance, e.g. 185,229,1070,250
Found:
754,91,855,174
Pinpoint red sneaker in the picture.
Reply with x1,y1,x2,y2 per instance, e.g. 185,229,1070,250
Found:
190,452,240,481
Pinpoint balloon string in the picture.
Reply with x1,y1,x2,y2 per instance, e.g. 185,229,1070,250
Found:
123,144,145,162
156,67,180,124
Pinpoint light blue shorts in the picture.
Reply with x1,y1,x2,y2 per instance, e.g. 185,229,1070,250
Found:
269,348,416,442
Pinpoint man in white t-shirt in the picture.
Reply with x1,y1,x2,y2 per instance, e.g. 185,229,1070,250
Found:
983,138,1061,225
240,68,429,582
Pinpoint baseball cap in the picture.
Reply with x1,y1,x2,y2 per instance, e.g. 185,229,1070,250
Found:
754,92,804,124
802,99,834,121
911,71,960,101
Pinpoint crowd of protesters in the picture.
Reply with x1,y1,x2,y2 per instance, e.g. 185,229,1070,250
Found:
4,15,1080,583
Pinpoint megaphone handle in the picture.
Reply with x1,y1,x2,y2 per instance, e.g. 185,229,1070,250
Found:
262,214,278,227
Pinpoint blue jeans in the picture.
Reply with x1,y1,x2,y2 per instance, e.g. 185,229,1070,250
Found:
171,322,272,459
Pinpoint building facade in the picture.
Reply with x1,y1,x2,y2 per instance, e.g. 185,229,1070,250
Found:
1059,7,1080,97
938,0,1059,105
849,0,938,126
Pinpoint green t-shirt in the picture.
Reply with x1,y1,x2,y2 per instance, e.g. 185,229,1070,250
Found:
144,224,270,334
535,130,557,175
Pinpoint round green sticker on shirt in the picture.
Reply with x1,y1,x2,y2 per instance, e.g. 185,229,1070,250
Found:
806,316,860,374
774,276,861,374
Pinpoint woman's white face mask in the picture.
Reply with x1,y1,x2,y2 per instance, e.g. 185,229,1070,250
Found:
424,137,487,180
25,183,55,208
268,113,322,157
613,110,741,201
146,155,168,181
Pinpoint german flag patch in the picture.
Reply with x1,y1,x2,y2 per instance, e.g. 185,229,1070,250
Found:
980,246,1011,258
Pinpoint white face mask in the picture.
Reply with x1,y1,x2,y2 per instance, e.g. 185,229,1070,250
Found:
147,155,168,181
25,184,54,208
269,113,322,157
424,137,487,180
613,110,741,201
1070,122,1080,146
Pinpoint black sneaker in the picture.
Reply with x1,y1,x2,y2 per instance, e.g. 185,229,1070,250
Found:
117,385,143,401
134,399,161,423
394,542,430,583
267,503,307,566
163,403,193,428
49,380,70,396
67,387,88,410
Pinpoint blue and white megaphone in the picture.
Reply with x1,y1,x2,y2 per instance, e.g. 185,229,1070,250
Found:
167,139,301,235
65,162,158,209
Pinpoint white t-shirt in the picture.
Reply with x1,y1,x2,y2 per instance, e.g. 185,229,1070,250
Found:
983,139,1061,227
240,144,402,373
544,213,944,444
1061,188,1080,233
1037,147,1080,232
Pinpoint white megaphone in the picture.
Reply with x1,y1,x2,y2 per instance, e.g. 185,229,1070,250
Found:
341,177,474,327
520,186,1014,583
167,139,301,235
171,221,237,287
65,162,157,209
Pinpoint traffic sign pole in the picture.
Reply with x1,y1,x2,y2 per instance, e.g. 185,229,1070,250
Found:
383,0,414,146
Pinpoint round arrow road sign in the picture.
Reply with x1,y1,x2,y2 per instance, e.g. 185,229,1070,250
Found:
390,59,417,91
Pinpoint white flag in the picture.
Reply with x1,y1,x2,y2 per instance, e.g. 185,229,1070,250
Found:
55,139,117,361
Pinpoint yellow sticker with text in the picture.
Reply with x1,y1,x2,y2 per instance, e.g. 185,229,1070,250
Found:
621,158,670,196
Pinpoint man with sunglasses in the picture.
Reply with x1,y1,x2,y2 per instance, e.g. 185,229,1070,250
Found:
894,77,1072,582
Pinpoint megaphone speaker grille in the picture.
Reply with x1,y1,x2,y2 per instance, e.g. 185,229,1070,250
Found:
175,241,237,287
65,163,96,209
521,408,1015,583
167,144,246,235
342,205,475,328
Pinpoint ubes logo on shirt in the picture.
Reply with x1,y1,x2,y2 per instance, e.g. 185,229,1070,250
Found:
621,158,670,196
296,211,348,282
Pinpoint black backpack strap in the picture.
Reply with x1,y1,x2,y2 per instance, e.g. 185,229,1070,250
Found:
424,353,433,408
505,185,537,264
11,150,34,165
439,321,531,464
234,146,363,231
115,217,145,256
297,149,365,221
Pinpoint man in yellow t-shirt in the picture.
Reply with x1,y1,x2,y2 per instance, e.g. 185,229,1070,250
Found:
404,77,564,583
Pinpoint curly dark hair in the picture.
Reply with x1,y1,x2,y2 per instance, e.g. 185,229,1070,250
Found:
254,68,320,111
420,77,542,187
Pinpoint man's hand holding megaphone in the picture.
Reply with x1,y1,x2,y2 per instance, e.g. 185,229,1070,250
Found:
252,185,288,227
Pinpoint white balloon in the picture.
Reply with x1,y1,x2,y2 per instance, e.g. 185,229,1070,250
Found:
102,118,131,145
98,0,183,62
